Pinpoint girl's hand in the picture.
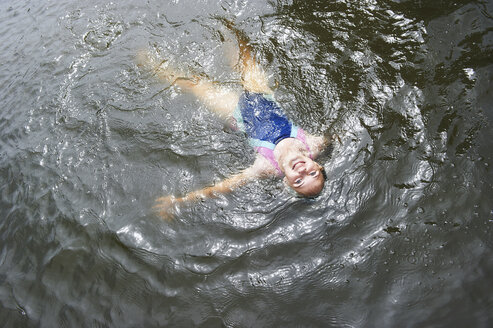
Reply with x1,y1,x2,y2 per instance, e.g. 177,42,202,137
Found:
153,195,179,220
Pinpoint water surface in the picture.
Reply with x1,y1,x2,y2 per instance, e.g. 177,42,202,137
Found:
1,0,492,327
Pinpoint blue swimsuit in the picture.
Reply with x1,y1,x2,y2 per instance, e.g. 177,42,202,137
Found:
231,92,312,175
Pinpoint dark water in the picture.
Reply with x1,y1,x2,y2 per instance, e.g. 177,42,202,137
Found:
1,0,493,327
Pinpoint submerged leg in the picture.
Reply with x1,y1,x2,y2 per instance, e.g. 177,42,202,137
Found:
137,50,240,120
220,21,273,94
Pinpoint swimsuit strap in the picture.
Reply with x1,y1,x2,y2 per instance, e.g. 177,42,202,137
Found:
255,145,283,175
295,128,313,159
252,127,313,176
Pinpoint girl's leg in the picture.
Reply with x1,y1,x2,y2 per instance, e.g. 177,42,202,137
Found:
137,50,239,119
221,22,273,94
173,77,239,120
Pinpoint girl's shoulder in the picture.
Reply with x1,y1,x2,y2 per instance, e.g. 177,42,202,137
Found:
250,153,279,178
304,133,329,157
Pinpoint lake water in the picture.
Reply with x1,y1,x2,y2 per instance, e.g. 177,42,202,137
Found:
1,0,492,327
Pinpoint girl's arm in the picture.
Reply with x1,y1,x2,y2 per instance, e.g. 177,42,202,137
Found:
305,132,341,158
154,155,274,219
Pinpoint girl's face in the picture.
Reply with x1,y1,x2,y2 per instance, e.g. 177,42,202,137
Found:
283,156,324,196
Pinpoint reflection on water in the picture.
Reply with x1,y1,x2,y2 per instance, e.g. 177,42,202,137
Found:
0,0,492,327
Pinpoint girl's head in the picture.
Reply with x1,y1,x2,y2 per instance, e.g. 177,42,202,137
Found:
282,156,325,197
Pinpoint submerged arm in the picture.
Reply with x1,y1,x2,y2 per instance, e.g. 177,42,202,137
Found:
305,131,342,158
154,157,271,219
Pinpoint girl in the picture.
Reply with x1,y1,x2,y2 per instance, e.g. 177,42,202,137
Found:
138,23,334,219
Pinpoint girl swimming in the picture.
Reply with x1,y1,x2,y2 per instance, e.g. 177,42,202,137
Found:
138,23,335,219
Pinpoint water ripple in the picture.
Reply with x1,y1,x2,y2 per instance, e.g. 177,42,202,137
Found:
0,0,492,327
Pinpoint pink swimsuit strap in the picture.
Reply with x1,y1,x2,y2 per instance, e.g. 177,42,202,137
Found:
255,128,312,176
